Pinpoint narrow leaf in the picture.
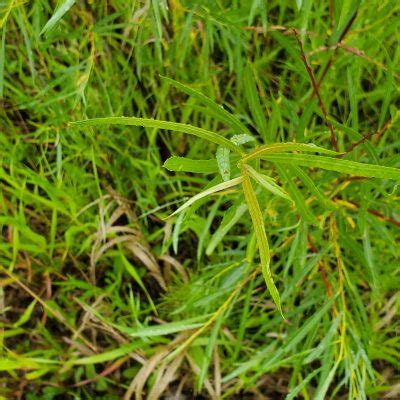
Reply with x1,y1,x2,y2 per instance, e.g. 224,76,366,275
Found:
276,165,319,226
71,117,244,155
169,176,244,218
288,165,335,209
68,342,141,365
241,169,283,316
161,75,251,135
243,65,268,138
243,142,341,163
261,153,400,180
244,165,292,202
216,147,231,181
164,156,218,174
206,202,248,255
41,0,76,35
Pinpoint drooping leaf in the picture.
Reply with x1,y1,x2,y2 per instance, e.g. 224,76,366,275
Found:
241,169,283,316
71,117,244,154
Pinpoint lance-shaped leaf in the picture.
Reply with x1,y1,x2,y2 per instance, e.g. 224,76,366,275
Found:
164,156,219,174
160,75,252,136
216,134,256,181
71,117,244,155
169,176,244,218
216,147,231,181
241,168,283,316
244,164,292,202
242,142,341,163
260,153,400,180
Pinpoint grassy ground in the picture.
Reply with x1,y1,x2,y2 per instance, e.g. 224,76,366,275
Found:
0,1,399,399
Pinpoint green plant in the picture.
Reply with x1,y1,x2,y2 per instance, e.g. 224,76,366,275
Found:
72,76,400,320
1,0,400,398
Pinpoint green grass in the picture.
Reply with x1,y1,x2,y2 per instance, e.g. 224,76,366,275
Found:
0,0,399,399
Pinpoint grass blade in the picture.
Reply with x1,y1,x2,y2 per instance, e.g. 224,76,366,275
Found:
276,165,319,226
206,201,248,255
243,64,268,139
41,0,76,35
161,75,252,136
287,165,335,209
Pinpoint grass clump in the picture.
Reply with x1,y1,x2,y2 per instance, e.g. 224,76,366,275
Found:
0,1,399,399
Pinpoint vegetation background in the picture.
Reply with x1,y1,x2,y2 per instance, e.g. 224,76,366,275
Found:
0,0,399,399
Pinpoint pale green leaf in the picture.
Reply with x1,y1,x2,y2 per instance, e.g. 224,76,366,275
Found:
169,176,244,218
68,342,140,365
244,165,292,202
41,0,76,35
164,156,218,174
216,147,231,181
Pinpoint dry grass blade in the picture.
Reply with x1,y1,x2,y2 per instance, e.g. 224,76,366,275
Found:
147,353,185,400
90,193,166,289
124,333,189,400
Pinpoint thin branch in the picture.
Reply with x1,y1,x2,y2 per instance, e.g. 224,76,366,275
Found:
311,11,358,100
293,29,339,151
346,117,394,153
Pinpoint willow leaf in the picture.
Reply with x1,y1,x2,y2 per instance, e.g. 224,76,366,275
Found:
261,153,400,180
241,169,283,316
164,156,219,174
71,117,244,155
244,164,292,202
169,176,243,218
243,142,341,162
216,147,231,181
